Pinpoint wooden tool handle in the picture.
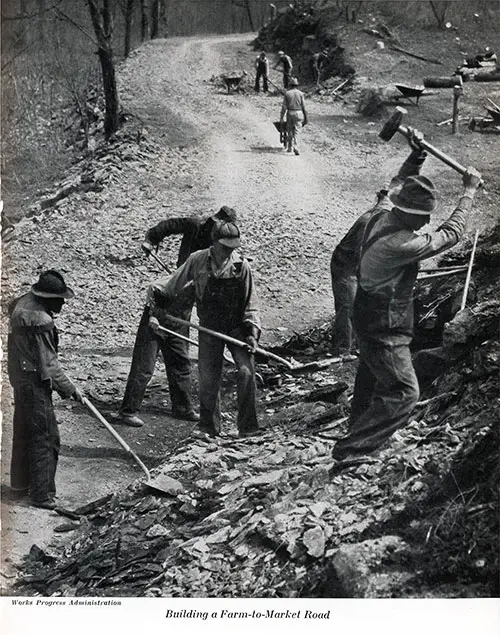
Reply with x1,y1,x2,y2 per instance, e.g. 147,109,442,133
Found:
399,124,467,175
157,314,295,370
82,397,150,480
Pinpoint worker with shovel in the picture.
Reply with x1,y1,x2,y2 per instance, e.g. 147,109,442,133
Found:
330,130,428,357
7,270,84,509
117,206,238,428
332,151,482,466
151,220,261,438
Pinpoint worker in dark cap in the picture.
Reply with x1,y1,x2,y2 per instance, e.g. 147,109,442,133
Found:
331,150,482,467
8,270,84,509
152,220,261,438
118,207,239,427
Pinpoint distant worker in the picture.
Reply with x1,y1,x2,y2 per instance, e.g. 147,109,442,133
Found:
254,51,269,93
8,270,84,509
280,77,308,155
332,143,482,465
153,221,261,438
274,50,293,89
310,49,328,87
118,206,238,427
330,131,428,356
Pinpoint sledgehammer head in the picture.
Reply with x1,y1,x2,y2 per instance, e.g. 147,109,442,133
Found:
379,106,407,141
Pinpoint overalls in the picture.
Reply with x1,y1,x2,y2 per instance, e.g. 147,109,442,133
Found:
197,271,258,435
332,211,420,459
255,59,268,92
8,322,61,503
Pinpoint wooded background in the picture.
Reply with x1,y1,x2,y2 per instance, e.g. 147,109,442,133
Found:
2,0,497,212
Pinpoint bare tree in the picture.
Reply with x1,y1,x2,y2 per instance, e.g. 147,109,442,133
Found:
150,0,160,38
140,0,149,40
86,0,120,138
429,1,450,29
232,0,255,31
123,0,134,56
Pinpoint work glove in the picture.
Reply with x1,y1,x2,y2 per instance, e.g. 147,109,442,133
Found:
72,388,85,404
141,240,156,255
462,167,482,193
245,335,258,354
407,127,425,151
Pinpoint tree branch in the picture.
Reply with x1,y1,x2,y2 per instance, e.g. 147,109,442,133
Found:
2,0,65,21
55,8,98,46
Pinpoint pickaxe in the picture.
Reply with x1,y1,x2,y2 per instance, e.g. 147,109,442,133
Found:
379,107,482,180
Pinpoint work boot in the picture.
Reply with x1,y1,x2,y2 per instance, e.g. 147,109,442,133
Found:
117,413,144,427
293,147,300,155
172,408,200,422
32,497,56,510
238,428,264,439
195,424,217,438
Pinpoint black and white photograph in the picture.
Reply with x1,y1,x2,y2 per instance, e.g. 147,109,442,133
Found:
1,1,499,633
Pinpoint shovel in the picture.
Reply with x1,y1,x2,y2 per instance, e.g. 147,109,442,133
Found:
149,316,355,373
82,397,184,494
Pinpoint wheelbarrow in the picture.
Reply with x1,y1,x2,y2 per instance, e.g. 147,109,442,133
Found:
273,120,287,147
221,71,247,93
394,84,427,106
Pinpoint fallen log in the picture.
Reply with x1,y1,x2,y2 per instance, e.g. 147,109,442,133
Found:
424,76,462,88
390,45,442,65
474,71,500,82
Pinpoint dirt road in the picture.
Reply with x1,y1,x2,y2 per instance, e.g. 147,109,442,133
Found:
1,32,498,585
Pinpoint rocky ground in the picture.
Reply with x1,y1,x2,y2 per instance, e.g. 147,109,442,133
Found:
1,14,499,599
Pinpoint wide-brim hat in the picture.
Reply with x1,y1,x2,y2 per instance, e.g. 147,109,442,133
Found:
289,77,299,86
389,175,437,216
31,269,75,299
212,220,241,248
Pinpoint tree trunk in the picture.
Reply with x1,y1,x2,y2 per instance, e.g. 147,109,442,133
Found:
98,47,120,138
124,0,134,57
150,0,160,38
86,0,120,139
245,0,255,31
140,0,149,41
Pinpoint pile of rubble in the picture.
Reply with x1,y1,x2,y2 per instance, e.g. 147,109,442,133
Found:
253,1,355,87
13,225,500,598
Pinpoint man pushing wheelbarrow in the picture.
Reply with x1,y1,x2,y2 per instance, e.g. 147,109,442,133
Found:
279,77,308,155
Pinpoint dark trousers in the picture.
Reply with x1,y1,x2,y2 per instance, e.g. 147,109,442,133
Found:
254,70,268,92
331,263,357,354
120,306,193,416
332,338,420,459
10,376,60,502
198,330,258,434
283,72,291,89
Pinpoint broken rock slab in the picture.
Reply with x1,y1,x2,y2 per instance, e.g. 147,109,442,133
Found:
328,535,413,598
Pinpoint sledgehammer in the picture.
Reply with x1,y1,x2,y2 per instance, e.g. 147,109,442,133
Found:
379,107,473,177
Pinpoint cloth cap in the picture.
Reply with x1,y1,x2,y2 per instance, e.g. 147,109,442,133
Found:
213,206,238,223
278,51,284,56
31,269,75,299
389,175,437,216
211,221,241,248
289,77,299,86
